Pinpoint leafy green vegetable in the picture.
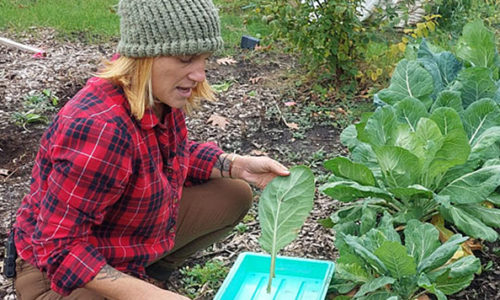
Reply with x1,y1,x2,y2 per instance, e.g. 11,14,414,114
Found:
332,219,480,299
258,165,315,293
322,25,500,238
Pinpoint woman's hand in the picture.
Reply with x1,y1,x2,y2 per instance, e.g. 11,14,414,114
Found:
231,155,289,189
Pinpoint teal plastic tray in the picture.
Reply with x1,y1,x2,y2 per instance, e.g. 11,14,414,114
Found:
214,252,335,300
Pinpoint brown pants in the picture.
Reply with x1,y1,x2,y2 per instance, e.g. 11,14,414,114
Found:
14,178,253,300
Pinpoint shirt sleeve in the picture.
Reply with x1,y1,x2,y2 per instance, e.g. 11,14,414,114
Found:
185,140,223,186
31,117,132,296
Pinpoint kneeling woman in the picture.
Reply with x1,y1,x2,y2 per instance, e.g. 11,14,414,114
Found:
13,0,289,299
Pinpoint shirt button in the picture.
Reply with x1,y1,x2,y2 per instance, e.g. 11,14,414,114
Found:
167,167,173,173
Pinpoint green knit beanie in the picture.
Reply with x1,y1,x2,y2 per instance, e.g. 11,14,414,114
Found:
117,0,224,57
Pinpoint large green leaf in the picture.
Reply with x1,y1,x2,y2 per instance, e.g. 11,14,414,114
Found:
457,67,497,108
440,205,498,241
351,143,380,177
444,255,481,278
461,98,500,143
487,192,500,206
335,262,371,284
435,270,475,295
439,165,500,204
430,90,464,113
426,108,471,185
324,157,376,186
456,20,498,69
258,165,315,291
404,219,441,266
418,40,463,95
358,106,397,147
343,234,388,275
418,234,469,273
389,185,433,200
360,205,378,235
354,276,396,298
377,59,434,105
320,180,393,202
374,146,421,188
374,241,417,278
469,126,500,161
394,97,429,131
458,203,500,227
340,124,359,150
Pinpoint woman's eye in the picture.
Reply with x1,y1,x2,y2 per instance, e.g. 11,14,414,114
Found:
179,56,193,63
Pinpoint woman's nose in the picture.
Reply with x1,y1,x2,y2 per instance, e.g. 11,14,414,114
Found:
188,58,206,82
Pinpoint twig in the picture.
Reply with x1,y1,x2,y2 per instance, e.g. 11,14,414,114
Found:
0,37,46,56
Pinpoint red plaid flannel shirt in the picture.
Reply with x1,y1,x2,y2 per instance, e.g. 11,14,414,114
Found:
13,77,223,295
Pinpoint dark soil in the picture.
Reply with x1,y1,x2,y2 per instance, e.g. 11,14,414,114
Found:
0,29,498,300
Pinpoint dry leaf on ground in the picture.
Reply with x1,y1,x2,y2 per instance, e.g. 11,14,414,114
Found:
207,114,229,130
249,76,264,84
216,57,237,65
285,122,299,130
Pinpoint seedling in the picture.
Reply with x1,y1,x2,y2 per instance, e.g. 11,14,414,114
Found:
258,165,315,293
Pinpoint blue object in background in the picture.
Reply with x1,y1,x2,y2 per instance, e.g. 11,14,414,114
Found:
241,35,260,49
215,252,335,300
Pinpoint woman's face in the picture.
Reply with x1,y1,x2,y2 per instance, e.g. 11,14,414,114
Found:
151,53,211,109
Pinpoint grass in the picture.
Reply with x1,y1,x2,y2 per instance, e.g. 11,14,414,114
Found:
0,0,120,42
0,0,272,54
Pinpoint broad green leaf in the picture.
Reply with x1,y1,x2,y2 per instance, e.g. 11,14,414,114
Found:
331,205,363,224
358,106,397,147
426,108,471,185
331,280,357,295
377,59,434,105
458,203,500,227
431,90,464,113
363,229,391,252
394,97,429,131
457,67,497,108
360,205,377,235
324,157,376,186
354,276,396,297
435,270,475,295
358,292,398,300
418,40,463,95
446,256,481,278
484,159,500,167
351,143,380,177
440,205,498,241
469,126,500,161
439,165,500,204
431,107,468,137
456,20,497,69
320,180,393,202
418,234,469,273
404,219,441,266
343,234,388,275
438,159,482,190
461,98,500,143
335,262,371,284
258,165,315,291
487,192,500,206
374,241,417,278
374,146,420,188
389,185,433,200
340,124,358,149
377,212,401,244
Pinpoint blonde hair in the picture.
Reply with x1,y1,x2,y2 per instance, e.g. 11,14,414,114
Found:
97,56,216,120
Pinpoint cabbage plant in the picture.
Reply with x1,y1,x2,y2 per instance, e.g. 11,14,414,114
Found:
332,216,481,299
320,20,500,242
